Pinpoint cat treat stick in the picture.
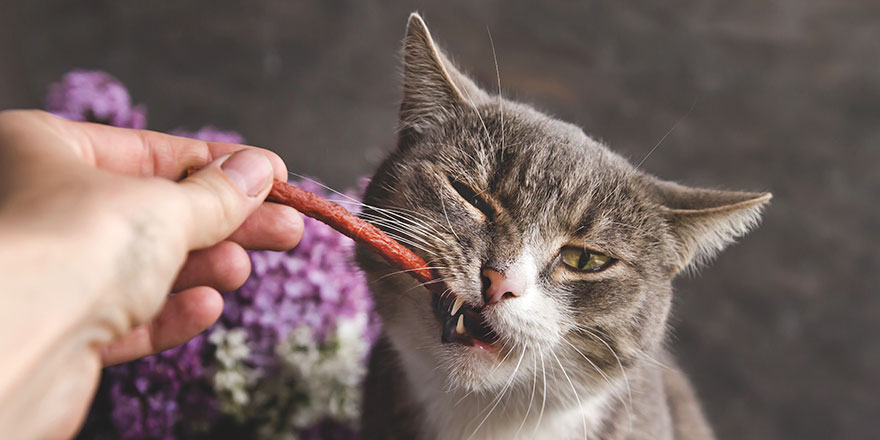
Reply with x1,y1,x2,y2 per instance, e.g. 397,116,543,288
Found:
267,179,439,290
186,167,438,291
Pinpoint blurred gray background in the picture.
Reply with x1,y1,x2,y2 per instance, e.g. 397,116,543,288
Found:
1,1,877,438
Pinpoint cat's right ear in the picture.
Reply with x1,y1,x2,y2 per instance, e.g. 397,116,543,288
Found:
399,13,488,135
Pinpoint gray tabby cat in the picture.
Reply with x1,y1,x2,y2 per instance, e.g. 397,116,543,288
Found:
356,13,770,440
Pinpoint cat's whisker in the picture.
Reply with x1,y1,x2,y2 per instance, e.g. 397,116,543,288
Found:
378,231,438,256
453,338,517,406
486,338,516,377
486,26,505,161
575,327,634,426
495,350,525,418
635,349,673,371
439,191,461,243
427,141,484,172
531,348,548,437
355,206,450,247
635,98,697,170
357,212,439,248
357,211,434,238
282,173,440,246
285,171,361,203
514,345,538,437
284,182,451,244
375,266,450,282
562,338,633,431
367,203,450,235
563,339,618,390
401,277,455,295
333,198,450,237
362,225,436,253
551,349,589,439
283,173,450,234
456,72,497,157
466,344,526,440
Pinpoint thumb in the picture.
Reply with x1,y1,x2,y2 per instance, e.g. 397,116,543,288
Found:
176,148,274,250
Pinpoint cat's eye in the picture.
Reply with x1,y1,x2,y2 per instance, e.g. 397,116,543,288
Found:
449,178,495,218
560,247,614,272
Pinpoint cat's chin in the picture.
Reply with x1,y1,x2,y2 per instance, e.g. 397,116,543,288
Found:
429,291,528,392
438,343,516,391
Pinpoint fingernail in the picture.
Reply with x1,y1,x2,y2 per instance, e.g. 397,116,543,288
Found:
220,149,272,197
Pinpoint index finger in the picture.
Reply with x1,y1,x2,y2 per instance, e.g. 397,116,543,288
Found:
53,111,288,181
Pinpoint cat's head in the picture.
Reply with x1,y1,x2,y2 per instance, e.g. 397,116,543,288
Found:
356,14,770,394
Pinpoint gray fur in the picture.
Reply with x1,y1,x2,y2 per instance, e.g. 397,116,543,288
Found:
356,13,770,439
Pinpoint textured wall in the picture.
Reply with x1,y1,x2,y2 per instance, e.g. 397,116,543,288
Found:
1,1,877,438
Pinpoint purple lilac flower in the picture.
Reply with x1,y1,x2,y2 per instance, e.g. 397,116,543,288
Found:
59,70,380,439
46,70,146,128
81,334,219,440
213,177,378,438
222,178,379,368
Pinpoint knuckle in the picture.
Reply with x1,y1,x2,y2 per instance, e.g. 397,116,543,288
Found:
0,110,39,131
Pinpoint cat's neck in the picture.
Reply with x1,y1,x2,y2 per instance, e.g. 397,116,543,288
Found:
421,386,614,440
392,336,627,440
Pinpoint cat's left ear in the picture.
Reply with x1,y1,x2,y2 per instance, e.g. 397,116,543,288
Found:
652,179,772,272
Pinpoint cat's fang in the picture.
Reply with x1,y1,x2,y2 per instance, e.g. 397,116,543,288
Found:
455,315,466,334
450,296,464,315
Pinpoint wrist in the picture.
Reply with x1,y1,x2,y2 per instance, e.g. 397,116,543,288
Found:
0,225,128,438
0,228,104,389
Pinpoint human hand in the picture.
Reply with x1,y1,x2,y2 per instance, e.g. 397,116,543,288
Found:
0,110,303,438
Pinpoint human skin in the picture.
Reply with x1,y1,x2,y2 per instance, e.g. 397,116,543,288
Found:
0,110,304,439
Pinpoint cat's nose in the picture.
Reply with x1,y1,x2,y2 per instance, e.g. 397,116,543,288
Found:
482,268,526,305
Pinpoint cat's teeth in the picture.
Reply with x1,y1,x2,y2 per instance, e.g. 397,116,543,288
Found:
455,315,466,334
450,296,464,315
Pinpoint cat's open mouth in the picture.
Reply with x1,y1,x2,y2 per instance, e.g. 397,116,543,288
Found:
432,293,499,352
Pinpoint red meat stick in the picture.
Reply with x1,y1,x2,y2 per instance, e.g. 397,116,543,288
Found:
268,179,440,292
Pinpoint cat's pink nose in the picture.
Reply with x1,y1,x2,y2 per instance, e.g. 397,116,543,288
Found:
482,268,526,305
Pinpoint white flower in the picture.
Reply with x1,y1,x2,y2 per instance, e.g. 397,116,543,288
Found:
209,326,257,417
253,313,373,435
210,326,251,368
